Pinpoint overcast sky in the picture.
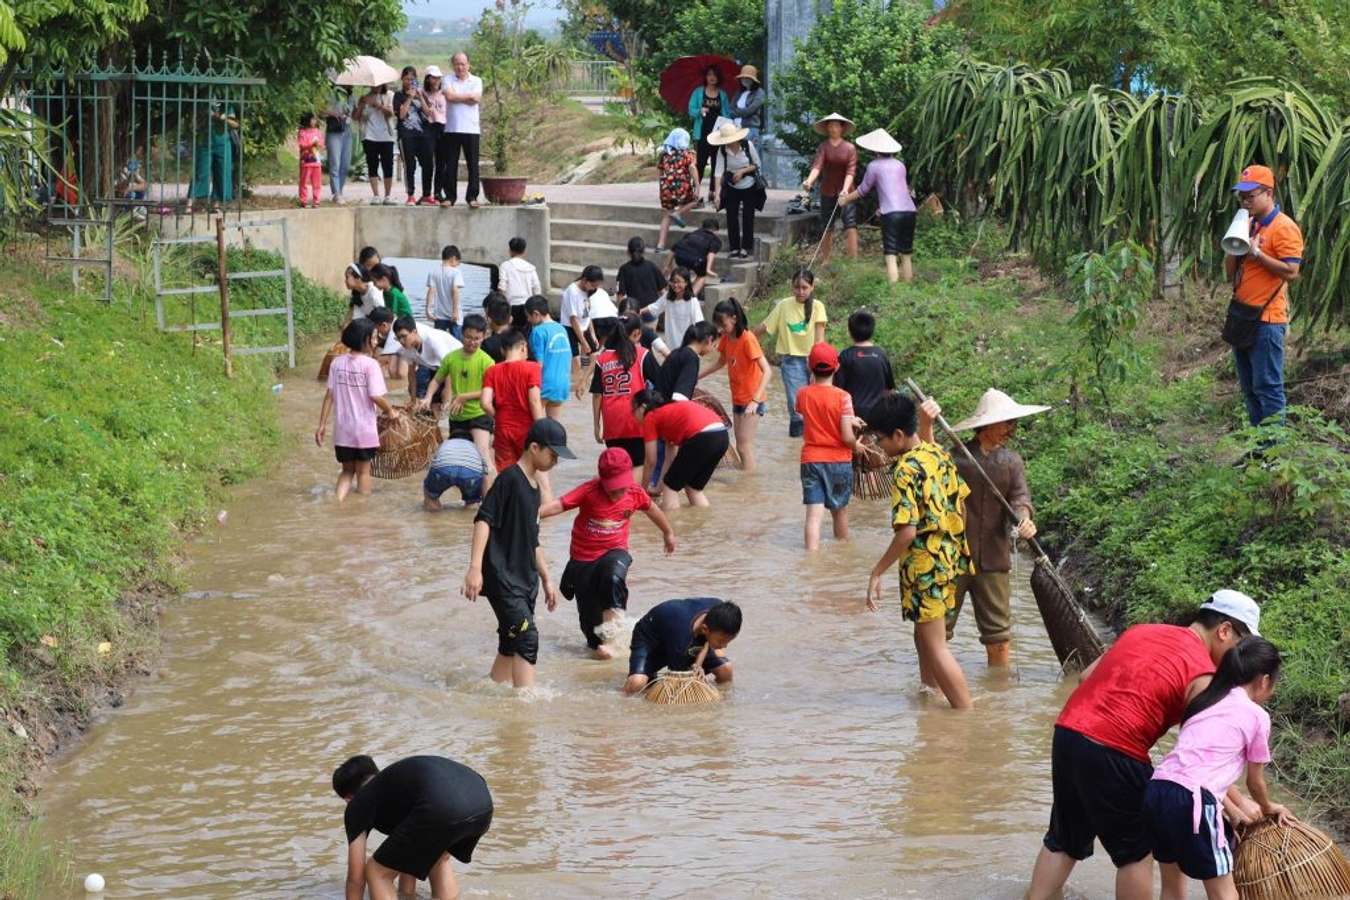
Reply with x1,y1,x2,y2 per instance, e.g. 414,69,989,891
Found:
404,0,564,25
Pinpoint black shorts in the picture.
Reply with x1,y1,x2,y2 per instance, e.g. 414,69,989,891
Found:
449,414,494,435
605,437,645,468
372,806,493,878
674,254,708,277
1043,726,1154,867
335,445,377,463
566,327,591,358
363,140,395,179
486,590,539,665
819,193,859,230
1143,780,1232,881
880,211,916,255
559,550,632,648
663,428,728,492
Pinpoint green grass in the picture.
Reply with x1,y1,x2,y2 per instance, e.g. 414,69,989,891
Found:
752,220,1350,825
0,244,342,897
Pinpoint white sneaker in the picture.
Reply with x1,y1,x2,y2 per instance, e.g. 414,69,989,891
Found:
368,197,381,205
383,197,396,206
333,195,345,206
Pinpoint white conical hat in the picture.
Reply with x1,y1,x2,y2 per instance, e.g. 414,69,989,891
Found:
812,112,855,136
856,128,902,155
950,388,1051,431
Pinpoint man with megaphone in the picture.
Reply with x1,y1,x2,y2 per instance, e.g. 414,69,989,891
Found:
1222,164,1303,428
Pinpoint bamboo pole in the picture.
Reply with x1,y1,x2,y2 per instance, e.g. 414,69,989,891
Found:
215,214,232,378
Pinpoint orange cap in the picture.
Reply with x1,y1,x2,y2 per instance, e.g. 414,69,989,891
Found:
1233,164,1275,191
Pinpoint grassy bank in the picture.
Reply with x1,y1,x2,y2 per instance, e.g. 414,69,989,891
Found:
749,221,1350,827
0,244,340,896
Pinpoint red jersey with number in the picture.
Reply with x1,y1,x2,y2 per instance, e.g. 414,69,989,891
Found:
595,345,647,441
1056,624,1216,763
560,478,652,561
641,400,722,444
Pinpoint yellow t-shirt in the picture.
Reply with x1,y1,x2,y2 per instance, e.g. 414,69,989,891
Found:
761,296,828,357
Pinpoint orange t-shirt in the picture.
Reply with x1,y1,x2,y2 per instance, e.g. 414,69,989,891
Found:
1234,208,1303,324
718,330,765,406
796,383,854,464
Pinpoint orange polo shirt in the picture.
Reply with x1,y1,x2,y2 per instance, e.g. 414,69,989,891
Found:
1234,206,1303,324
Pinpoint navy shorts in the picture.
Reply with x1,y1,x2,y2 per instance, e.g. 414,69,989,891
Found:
732,401,767,417
423,464,484,504
415,365,447,403
800,461,853,510
1143,780,1233,881
335,445,377,463
1043,726,1154,867
449,414,494,435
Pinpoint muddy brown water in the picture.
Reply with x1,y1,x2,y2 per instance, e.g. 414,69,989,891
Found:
39,351,1123,898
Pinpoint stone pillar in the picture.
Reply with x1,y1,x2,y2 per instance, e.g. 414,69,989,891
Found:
760,0,828,188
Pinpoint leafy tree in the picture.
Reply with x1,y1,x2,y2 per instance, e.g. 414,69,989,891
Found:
0,0,150,90
775,0,960,164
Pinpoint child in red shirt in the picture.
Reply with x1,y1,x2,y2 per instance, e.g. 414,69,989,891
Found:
632,390,729,511
540,448,676,658
795,342,861,550
699,297,770,472
481,330,543,473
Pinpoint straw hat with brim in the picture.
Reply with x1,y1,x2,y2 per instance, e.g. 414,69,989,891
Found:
950,388,1051,431
707,121,750,146
856,128,902,155
737,65,760,84
813,113,855,136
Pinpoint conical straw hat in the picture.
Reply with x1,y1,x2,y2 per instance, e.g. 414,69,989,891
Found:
856,128,902,155
950,388,1050,431
812,112,855,136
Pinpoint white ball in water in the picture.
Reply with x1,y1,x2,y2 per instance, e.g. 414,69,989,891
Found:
84,872,105,893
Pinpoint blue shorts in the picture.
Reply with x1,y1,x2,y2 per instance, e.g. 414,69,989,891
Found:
732,401,767,417
1143,780,1232,881
423,464,484,504
800,461,853,510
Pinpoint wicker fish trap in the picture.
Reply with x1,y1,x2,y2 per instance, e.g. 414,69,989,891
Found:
643,670,722,705
1234,818,1350,899
853,432,892,501
691,388,742,469
317,341,348,382
371,411,442,480
1029,559,1106,672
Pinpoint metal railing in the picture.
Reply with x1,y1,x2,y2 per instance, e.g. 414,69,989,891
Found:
559,59,617,97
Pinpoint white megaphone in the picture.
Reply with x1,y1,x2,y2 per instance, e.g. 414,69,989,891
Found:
1221,209,1252,255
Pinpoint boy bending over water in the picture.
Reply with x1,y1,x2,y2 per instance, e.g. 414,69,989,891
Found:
333,754,492,900
623,599,741,694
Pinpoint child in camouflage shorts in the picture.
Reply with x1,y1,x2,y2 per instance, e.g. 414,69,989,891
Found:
864,392,974,709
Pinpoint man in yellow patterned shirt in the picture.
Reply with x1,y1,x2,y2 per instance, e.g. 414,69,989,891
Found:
864,392,974,709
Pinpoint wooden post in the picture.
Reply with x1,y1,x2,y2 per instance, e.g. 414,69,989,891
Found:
215,214,233,378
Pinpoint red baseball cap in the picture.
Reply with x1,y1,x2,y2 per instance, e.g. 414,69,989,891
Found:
1233,164,1275,192
808,341,840,374
598,447,635,491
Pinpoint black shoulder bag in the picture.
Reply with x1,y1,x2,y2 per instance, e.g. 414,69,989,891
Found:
1221,280,1281,350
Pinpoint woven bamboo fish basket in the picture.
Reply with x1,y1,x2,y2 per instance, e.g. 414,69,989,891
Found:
643,669,722,705
1234,818,1350,899
1030,559,1106,672
316,341,348,382
691,388,742,469
852,432,892,501
371,410,442,480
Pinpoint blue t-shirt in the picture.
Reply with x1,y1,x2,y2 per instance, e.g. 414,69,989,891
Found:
529,320,572,403
628,598,728,678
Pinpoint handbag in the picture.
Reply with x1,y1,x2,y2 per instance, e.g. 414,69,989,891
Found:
718,145,768,212
1221,283,1281,350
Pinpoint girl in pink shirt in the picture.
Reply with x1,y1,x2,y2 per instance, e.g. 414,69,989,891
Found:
1143,636,1292,897
297,113,323,208
315,319,399,500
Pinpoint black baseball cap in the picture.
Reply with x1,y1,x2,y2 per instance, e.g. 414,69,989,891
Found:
526,418,576,459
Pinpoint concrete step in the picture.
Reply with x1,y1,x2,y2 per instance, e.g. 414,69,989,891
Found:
549,217,781,254
548,240,759,280
547,200,815,242
548,258,758,293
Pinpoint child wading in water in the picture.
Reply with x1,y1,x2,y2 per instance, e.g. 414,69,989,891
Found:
796,342,861,550
754,268,827,437
591,313,661,467
314,319,399,501
632,389,730,511
1144,636,1291,900
624,599,741,694
699,297,769,471
541,447,676,658
463,419,574,689
863,393,974,709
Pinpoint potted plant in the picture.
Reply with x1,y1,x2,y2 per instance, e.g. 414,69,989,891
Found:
475,0,572,205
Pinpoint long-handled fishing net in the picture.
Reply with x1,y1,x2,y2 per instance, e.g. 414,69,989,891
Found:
906,379,1106,672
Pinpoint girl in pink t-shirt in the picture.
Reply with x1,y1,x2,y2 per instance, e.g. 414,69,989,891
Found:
315,319,398,500
1143,636,1292,895
297,113,323,208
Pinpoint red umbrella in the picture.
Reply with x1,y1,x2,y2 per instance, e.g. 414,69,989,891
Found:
659,54,742,116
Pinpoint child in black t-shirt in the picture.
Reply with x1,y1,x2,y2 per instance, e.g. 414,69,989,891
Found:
463,418,575,688
623,598,742,694
834,309,895,420
666,218,721,297
480,291,512,362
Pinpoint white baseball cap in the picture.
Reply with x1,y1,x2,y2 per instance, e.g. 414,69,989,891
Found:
425,65,444,78
1200,589,1261,636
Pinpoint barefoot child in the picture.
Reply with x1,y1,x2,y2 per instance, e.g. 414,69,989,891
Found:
797,342,861,550
479,329,543,474
425,244,464,336
463,419,574,689
541,447,677,658
700,297,769,470
423,429,488,511
1144,636,1291,897
421,313,497,490
632,390,730,511
1026,590,1261,900
862,392,973,709
591,313,661,467
833,309,895,419
525,295,573,420
393,316,461,407
623,599,741,694
314,319,399,501
333,754,493,900
753,268,827,437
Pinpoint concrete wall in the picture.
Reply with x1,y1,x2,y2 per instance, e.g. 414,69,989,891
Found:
162,205,550,296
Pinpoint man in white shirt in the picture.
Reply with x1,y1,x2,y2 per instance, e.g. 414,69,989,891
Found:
499,236,543,330
443,52,483,207
392,316,462,405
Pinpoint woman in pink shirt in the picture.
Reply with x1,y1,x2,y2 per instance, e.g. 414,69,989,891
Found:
841,128,916,284
1143,636,1292,899
315,319,400,500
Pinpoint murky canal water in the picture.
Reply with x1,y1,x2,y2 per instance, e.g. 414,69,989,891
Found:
40,350,1122,898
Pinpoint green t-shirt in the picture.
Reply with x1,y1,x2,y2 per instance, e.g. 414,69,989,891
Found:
385,286,413,319
761,295,828,357
435,347,494,421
